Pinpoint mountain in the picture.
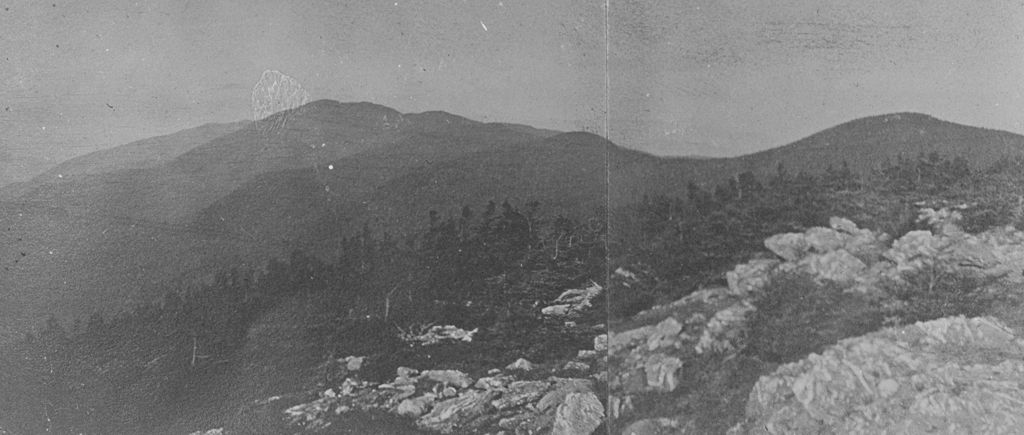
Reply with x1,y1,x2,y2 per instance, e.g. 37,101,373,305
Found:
4,103,1024,345
681,113,1024,187
0,101,565,342
0,121,247,200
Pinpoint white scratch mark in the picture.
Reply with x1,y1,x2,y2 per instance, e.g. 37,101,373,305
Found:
480,21,488,31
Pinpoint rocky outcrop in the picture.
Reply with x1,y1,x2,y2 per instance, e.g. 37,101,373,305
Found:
609,209,1024,433
284,337,608,434
691,208,1024,359
741,316,1024,434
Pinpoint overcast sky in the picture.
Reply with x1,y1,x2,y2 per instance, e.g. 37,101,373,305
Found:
2,0,1023,184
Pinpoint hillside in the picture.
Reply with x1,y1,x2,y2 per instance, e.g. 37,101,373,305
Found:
0,101,567,343
6,103,1024,347
0,121,246,200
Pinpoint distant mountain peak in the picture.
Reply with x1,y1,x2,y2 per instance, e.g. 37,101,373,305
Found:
862,112,938,124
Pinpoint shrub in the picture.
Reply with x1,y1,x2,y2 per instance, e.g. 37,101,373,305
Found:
879,268,993,326
745,272,883,363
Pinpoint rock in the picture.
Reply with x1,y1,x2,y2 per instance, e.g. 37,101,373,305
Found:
765,232,809,261
645,317,683,351
344,355,364,371
830,217,890,263
885,230,948,274
798,248,866,284
726,259,779,296
829,216,859,234
487,368,503,375
594,334,608,352
506,358,536,371
417,389,498,433
491,381,551,410
563,361,591,372
695,300,755,355
620,418,680,435
538,378,595,412
744,316,1024,434
542,281,603,318
402,325,479,346
421,370,473,389
396,366,419,379
542,304,573,317
188,429,224,435
498,411,554,434
475,374,514,390
607,395,635,420
551,391,604,435
577,350,598,359
643,354,683,392
765,219,890,266
385,384,417,401
396,393,437,418
442,386,458,398
803,227,847,254
615,267,639,281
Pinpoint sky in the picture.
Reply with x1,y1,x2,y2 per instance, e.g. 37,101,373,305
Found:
1,0,1023,185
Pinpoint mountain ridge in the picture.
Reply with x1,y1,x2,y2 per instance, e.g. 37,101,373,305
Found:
5,100,1024,346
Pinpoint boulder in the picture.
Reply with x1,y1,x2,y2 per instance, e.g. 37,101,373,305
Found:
803,227,847,254
396,393,437,418
538,378,595,413
645,317,683,351
726,259,779,297
744,316,1024,434
643,354,683,392
475,374,514,390
764,233,809,261
797,248,866,284
420,369,473,389
417,389,498,433
491,380,551,410
551,391,605,435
